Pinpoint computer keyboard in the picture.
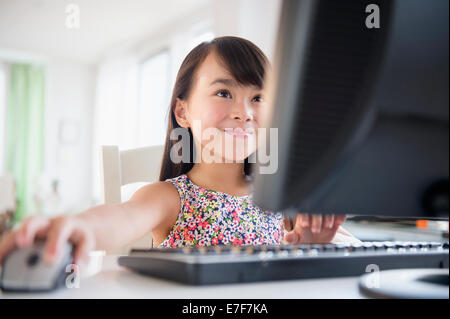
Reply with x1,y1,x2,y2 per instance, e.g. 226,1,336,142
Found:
117,241,449,285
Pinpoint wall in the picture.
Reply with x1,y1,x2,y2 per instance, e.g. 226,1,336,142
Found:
212,0,282,62
44,57,95,213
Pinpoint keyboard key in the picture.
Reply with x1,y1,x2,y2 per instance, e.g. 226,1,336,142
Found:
394,242,408,249
349,243,364,251
311,244,324,251
297,244,312,251
373,242,386,250
278,245,296,252
334,243,349,251
430,242,443,249
382,242,396,249
323,244,337,251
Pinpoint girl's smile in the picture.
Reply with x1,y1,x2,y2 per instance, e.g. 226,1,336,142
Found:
223,127,255,139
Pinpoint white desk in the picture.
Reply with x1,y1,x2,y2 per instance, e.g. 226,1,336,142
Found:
0,255,366,299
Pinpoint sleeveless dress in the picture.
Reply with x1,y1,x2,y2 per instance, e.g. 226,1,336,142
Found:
158,174,285,248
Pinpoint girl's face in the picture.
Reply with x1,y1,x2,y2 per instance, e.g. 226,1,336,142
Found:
175,51,266,163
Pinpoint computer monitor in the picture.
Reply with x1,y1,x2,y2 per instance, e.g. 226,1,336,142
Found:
253,0,449,219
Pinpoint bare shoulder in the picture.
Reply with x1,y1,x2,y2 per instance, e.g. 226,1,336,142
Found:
130,181,180,212
112,181,181,239
123,181,179,223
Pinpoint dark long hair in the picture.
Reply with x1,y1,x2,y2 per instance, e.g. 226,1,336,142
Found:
159,36,270,181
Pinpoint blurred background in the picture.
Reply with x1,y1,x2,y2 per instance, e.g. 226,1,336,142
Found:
0,0,282,225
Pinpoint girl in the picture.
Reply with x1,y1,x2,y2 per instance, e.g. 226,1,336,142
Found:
0,36,360,267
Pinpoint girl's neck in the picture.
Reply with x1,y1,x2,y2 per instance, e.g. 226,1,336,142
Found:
187,162,252,197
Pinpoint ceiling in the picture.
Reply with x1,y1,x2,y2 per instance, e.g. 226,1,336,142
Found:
0,0,210,65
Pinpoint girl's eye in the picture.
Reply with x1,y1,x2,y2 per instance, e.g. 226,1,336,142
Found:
252,95,263,103
216,90,232,99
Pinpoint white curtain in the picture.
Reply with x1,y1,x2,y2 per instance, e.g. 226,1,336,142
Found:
0,61,7,173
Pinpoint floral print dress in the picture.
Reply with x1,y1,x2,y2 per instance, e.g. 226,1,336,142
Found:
158,174,285,248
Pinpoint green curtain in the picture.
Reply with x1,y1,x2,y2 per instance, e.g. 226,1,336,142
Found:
5,63,45,222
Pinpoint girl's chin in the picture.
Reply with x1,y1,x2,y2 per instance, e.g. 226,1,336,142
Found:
200,149,255,163
221,149,257,163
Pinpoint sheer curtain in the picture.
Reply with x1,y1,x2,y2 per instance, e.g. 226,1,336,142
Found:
0,62,6,173
5,63,46,221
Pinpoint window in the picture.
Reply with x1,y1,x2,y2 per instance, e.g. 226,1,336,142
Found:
189,29,214,51
137,50,170,147
119,50,171,202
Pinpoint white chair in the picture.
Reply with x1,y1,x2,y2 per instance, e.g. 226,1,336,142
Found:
100,145,164,254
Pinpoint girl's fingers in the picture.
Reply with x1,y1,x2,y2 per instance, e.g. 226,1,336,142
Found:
286,213,347,244
0,216,50,265
299,214,309,228
324,215,334,229
284,231,299,244
311,214,322,233
17,216,50,247
71,233,94,266
292,214,308,235
69,221,95,266
334,215,347,227
44,217,74,265
1,215,94,267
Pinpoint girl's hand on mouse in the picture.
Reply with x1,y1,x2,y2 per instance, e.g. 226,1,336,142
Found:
283,214,348,244
0,215,95,266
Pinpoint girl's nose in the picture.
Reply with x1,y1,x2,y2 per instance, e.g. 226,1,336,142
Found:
231,100,254,122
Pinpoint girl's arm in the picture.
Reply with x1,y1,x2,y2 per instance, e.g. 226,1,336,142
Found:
75,181,179,251
0,181,180,266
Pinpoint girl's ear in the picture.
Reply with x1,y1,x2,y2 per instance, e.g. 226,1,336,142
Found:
174,98,189,128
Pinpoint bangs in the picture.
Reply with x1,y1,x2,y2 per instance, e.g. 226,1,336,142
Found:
212,37,268,89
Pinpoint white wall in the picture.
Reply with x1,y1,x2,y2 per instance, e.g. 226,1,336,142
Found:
45,58,95,213
212,0,282,62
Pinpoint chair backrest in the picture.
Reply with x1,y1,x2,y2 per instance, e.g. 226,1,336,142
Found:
101,145,164,204
100,145,164,253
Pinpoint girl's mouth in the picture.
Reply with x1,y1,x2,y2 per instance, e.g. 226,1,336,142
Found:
223,127,255,138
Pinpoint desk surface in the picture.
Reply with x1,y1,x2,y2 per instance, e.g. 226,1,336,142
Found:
0,255,366,299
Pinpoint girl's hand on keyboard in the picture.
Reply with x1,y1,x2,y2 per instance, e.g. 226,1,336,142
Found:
283,214,347,244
